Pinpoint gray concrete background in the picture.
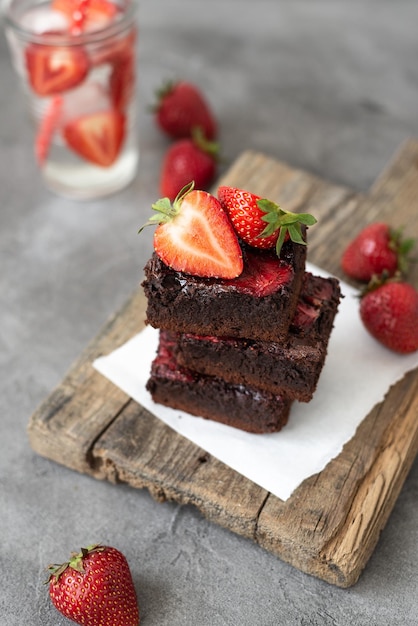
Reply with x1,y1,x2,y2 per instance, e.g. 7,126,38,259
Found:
1,1,417,624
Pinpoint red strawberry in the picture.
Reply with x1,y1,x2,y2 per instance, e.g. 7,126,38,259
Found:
140,182,243,279
160,129,218,200
110,51,135,111
92,27,137,67
25,42,89,97
154,80,217,140
63,109,125,167
341,222,415,282
229,249,293,297
35,95,63,165
360,279,418,354
217,186,317,257
47,544,140,625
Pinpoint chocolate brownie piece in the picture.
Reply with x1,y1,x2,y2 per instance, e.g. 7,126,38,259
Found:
146,330,293,434
142,239,307,342
173,273,341,402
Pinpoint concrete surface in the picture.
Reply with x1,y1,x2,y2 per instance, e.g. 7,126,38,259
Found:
1,1,418,624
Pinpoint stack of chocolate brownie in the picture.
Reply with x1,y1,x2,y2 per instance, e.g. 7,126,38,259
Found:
142,237,341,434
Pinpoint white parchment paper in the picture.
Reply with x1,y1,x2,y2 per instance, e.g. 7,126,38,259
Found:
93,263,418,500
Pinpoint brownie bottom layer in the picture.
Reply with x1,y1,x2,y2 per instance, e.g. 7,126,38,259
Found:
146,331,293,434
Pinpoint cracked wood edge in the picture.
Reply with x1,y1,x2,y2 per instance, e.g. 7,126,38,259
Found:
255,370,418,586
322,371,418,586
27,288,145,473
92,401,269,540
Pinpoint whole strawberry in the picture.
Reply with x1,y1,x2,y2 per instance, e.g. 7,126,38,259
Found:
47,544,140,625
154,80,217,140
218,186,316,257
160,129,218,200
360,279,418,354
341,222,415,282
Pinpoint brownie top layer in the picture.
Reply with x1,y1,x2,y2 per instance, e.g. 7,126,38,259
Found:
142,236,308,342
144,239,304,299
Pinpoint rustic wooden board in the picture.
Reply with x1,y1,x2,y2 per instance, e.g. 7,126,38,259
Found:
28,140,418,587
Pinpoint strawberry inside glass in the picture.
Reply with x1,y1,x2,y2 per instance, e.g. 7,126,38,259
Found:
4,0,138,198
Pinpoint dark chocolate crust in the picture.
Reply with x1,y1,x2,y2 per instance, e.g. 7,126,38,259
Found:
173,273,341,401
142,240,307,342
146,331,293,434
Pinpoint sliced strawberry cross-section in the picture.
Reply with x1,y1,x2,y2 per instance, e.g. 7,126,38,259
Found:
62,109,125,167
52,0,117,33
110,51,135,111
227,249,293,297
35,94,63,165
25,42,89,97
140,182,243,279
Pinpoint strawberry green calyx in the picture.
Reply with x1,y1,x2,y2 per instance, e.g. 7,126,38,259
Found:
191,126,219,160
46,544,104,584
388,226,415,275
256,198,317,257
151,79,176,111
359,269,401,298
139,181,195,232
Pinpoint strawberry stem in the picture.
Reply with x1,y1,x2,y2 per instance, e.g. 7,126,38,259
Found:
359,269,403,299
256,198,317,256
191,126,219,159
151,79,176,112
138,181,195,232
389,226,416,275
45,544,104,584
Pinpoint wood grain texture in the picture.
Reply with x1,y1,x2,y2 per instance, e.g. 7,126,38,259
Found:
28,140,418,587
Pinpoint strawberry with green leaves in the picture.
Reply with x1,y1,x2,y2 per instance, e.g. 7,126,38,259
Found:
341,222,415,282
154,80,217,140
47,544,140,625
160,128,218,200
140,182,243,279
217,186,317,257
359,277,418,354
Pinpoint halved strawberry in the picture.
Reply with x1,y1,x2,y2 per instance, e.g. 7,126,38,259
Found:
140,182,243,279
110,50,135,110
62,109,125,167
217,186,317,257
52,0,117,33
35,95,63,165
25,42,89,96
92,29,137,67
